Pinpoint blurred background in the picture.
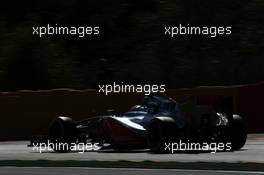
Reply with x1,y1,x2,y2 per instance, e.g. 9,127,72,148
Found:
0,0,263,91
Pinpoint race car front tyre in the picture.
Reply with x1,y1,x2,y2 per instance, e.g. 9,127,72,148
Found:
147,117,178,153
49,116,77,153
230,114,247,150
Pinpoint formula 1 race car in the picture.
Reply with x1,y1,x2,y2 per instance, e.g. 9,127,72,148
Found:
30,96,247,153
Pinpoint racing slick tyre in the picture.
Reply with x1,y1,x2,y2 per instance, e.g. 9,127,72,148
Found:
49,116,77,153
230,114,247,150
147,117,178,153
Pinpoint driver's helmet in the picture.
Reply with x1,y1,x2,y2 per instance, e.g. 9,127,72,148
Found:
130,105,143,111
147,102,159,114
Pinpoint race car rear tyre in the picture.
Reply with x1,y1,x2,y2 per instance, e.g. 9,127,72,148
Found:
49,116,77,153
230,114,247,150
147,117,178,153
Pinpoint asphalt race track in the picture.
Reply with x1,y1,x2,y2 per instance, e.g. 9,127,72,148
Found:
1,167,264,175
0,134,264,174
0,134,263,163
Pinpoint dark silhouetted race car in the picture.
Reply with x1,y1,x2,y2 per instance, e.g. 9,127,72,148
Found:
29,96,247,153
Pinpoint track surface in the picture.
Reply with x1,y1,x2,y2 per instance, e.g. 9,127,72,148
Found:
0,134,264,174
0,134,263,163
0,167,263,175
